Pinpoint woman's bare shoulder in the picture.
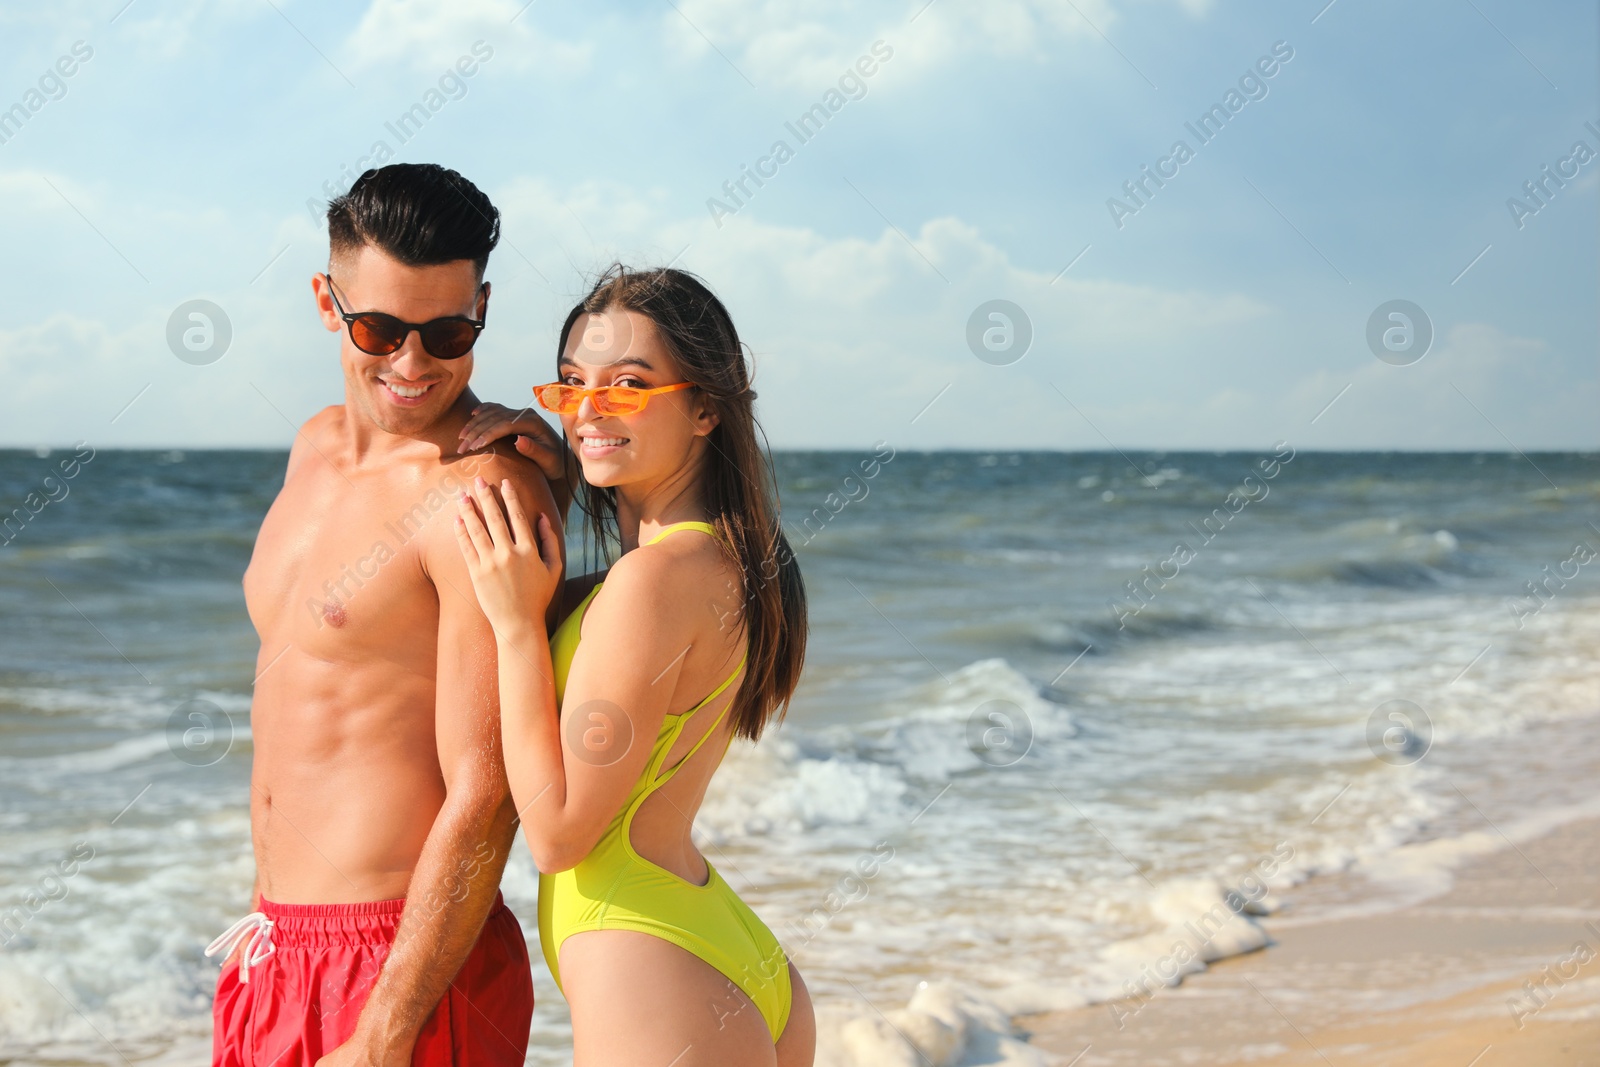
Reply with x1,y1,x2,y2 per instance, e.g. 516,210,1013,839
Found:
593,531,737,631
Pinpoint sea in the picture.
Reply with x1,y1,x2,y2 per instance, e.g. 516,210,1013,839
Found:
1,447,1596,1066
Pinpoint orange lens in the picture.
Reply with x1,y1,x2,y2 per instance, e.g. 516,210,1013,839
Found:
591,388,647,415
533,384,578,413
534,382,689,415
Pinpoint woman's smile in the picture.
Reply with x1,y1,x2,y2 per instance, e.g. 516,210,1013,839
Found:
576,431,630,457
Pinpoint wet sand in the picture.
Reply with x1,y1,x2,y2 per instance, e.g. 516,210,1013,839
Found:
1024,816,1600,1066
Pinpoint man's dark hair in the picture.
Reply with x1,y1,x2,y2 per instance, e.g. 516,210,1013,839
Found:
326,163,500,279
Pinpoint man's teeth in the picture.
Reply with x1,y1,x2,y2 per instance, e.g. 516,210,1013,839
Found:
584,437,627,447
384,382,431,398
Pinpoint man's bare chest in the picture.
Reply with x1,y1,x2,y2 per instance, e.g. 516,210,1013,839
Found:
245,467,463,653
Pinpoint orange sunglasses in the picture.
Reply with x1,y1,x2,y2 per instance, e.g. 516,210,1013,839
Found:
533,381,694,416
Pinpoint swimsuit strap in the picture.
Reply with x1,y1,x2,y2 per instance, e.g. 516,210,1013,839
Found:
634,519,741,787
652,652,747,788
643,520,719,546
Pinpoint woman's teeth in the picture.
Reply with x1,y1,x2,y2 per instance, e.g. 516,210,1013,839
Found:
584,437,627,448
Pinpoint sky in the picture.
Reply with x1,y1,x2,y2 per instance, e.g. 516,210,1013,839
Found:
0,0,1595,451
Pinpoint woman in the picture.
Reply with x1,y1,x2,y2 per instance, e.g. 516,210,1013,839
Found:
452,266,816,1066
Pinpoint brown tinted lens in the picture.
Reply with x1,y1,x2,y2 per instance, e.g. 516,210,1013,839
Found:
421,320,478,360
348,314,406,355
592,387,646,415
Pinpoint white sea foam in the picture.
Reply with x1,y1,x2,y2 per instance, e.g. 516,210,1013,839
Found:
1348,791,1600,908
817,982,1050,1067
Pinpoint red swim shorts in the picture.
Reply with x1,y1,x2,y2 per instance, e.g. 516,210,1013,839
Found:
211,893,533,1067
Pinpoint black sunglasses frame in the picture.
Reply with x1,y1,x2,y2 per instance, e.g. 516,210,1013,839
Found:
324,273,487,360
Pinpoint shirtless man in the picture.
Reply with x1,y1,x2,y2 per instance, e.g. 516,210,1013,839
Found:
207,163,562,1067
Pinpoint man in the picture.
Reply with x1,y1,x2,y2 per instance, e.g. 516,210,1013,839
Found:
208,163,562,1067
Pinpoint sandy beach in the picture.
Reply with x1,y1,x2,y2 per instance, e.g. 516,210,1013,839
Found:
1025,815,1600,1066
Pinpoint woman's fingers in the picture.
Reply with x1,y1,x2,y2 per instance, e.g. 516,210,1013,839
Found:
472,477,514,548
500,478,536,548
458,421,501,454
513,435,566,483
457,403,501,439
456,494,494,560
459,407,552,455
456,403,525,453
452,510,478,565
536,512,564,570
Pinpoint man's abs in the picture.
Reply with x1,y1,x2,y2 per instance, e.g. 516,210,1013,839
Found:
250,663,446,902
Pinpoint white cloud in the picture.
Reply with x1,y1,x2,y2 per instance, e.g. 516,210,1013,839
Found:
0,170,68,215
658,0,1212,91
344,0,591,75
482,175,1284,449
1289,323,1597,451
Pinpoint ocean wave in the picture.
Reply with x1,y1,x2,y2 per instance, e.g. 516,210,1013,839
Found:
1083,605,1218,644
1281,527,1473,588
699,658,1072,842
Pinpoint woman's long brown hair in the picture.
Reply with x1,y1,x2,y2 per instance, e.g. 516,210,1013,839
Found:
558,264,807,742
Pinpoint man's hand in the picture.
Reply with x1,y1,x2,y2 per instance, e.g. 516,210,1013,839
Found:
313,1030,406,1067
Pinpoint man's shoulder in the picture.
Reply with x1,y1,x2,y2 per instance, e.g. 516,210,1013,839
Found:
297,405,346,443
446,444,547,492
417,444,555,565
278,406,346,480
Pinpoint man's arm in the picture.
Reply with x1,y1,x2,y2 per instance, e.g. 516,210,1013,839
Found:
322,455,559,1066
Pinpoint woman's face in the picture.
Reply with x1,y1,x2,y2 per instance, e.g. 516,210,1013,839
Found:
557,307,718,488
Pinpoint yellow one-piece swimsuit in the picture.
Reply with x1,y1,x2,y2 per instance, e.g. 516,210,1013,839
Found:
538,521,793,1041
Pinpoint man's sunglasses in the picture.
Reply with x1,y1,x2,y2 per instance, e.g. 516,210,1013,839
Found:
532,381,694,416
324,273,486,360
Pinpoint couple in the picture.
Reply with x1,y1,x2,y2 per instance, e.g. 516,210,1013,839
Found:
207,163,814,1066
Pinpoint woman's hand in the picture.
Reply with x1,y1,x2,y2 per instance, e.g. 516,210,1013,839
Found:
458,402,578,520
457,402,570,479
455,476,562,638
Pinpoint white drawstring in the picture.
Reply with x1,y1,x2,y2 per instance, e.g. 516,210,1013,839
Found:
205,912,277,983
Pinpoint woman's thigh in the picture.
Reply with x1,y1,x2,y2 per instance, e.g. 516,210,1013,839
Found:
560,929,777,1067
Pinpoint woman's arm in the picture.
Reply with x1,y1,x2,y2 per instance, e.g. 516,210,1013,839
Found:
455,479,707,873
